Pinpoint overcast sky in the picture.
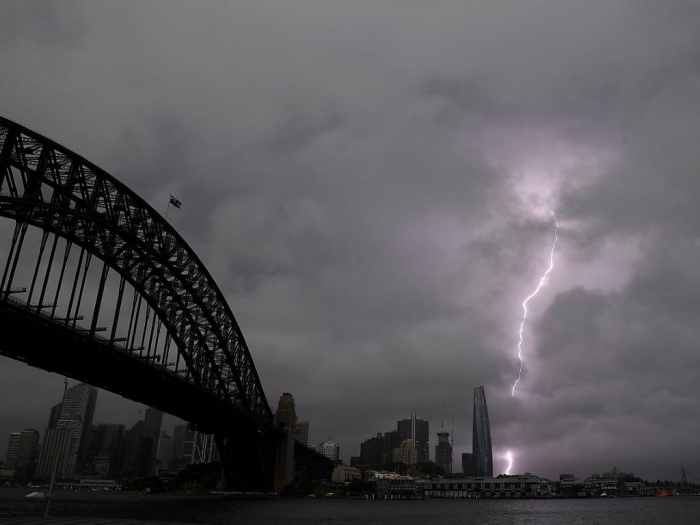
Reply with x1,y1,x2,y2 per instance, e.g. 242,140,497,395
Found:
2,0,700,481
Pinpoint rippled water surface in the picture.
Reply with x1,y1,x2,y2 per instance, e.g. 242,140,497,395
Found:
2,488,700,524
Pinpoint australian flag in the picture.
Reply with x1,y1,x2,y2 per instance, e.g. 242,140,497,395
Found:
169,195,182,209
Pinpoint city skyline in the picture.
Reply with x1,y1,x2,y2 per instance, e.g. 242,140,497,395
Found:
2,1,700,482
1,381,696,483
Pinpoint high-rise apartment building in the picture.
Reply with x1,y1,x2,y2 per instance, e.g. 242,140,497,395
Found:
472,386,493,477
394,439,417,466
316,440,340,462
435,431,453,474
397,414,429,463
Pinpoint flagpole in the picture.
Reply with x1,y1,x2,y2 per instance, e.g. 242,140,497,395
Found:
166,201,170,219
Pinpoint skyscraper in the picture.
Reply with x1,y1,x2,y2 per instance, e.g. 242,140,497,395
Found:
35,429,72,479
15,429,40,481
397,414,429,463
93,424,125,477
138,407,163,477
76,385,98,473
472,386,493,478
4,433,21,471
37,382,97,478
435,431,453,474
121,420,144,475
171,425,186,472
155,431,173,475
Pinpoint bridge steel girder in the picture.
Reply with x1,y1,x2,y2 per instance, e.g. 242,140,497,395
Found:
0,116,272,421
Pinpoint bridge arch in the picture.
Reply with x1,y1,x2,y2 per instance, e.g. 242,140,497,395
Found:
0,115,272,421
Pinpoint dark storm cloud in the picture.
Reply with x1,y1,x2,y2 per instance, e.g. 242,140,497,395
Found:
2,0,700,480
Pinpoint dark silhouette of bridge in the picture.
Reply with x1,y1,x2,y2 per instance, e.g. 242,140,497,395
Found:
0,116,332,491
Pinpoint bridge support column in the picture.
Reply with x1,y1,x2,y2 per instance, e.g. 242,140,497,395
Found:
273,393,297,492
217,427,278,493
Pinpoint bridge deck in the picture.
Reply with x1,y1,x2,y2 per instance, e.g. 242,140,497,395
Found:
0,518,203,525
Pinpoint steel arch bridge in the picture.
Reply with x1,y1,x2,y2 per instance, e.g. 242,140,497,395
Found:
0,116,332,490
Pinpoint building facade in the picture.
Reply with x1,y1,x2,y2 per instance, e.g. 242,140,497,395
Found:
138,407,163,477
3,433,21,472
316,440,340,462
331,464,362,483
472,386,493,477
294,421,309,446
171,425,186,471
397,415,429,463
15,429,40,480
35,429,72,479
434,431,452,474
36,382,96,479
423,475,549,498
155,431,173,475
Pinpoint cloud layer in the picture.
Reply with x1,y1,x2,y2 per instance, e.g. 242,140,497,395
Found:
2,0,700,480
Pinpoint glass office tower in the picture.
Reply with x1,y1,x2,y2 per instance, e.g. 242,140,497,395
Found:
472,386,493,477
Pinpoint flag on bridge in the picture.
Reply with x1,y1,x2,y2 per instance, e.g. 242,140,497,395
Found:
169,195,182,209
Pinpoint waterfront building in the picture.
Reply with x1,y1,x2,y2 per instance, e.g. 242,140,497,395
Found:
435,431,452,474
397,414,429,463
331,464,362,483
422,475,549,498
472,386,493,477
374,473,418,498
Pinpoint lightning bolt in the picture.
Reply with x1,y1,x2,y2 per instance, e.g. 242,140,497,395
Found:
511,212,559,397
505,451,513,475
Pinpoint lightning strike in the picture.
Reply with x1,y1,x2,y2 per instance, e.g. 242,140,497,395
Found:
505,451,513,475
511,212,559,397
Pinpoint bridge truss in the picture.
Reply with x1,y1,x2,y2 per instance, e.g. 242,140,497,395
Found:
0,115,272,422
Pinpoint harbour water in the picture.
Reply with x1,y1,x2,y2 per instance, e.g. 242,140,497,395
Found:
2,488,700,524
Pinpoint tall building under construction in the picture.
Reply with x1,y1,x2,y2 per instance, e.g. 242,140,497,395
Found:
434,431,453,474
